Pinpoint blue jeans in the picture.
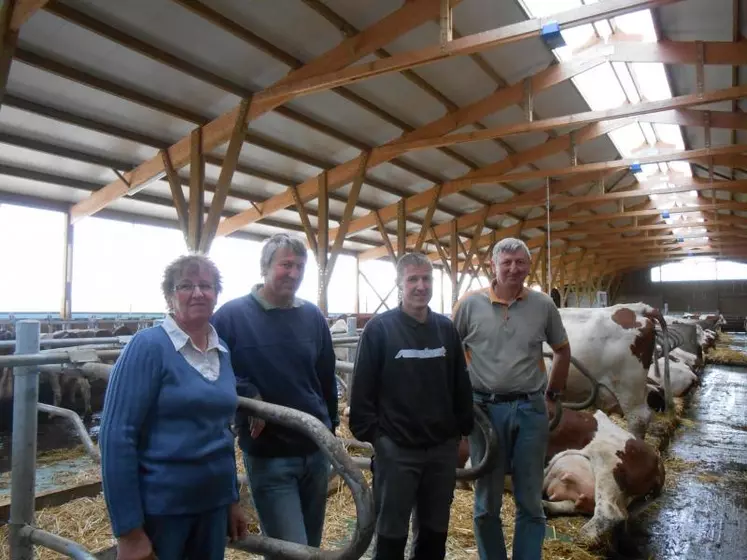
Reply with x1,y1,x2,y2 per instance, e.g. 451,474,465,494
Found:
143,505,228,560
243,450,329,557
469,392,548,560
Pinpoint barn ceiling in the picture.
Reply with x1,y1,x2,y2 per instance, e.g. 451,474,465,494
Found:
0,0,746,289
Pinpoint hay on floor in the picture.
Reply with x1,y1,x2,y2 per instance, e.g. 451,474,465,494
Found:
706,346,747,366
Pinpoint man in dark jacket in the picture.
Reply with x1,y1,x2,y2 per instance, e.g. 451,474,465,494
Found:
349,252,474,560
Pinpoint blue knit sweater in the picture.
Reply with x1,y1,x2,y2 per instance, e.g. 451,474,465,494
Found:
99,327,239,538
212,294,339,457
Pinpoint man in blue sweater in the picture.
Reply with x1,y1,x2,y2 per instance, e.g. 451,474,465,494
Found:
212,233,338,555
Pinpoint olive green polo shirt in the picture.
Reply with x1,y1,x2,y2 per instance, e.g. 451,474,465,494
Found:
452,284,568,395
250,284,303,310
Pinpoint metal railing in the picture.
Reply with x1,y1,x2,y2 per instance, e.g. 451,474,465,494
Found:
6,320,376,560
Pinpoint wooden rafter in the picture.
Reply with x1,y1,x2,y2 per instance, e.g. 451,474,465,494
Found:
68,0,447,223
378,85,747,155
224,56,603,238
160,149,189,241
254,0,681,104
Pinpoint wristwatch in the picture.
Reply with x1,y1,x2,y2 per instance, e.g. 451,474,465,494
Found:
545,389,562,402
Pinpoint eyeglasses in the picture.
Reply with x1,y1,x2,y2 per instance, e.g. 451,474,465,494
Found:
175,283,215,293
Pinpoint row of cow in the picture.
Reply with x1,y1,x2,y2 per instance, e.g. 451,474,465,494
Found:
0,306,724,545
454,303,721,544
0,326,134,420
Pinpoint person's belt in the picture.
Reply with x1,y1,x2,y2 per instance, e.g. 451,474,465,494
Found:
474,389,541,403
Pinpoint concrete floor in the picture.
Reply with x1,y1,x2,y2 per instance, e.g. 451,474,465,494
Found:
612,336,747,559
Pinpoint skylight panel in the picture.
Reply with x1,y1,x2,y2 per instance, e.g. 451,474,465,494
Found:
572,62,626,110
554,24,597,61
631,63,672,101
611,10,658,42
653,124,686,150
668,161,692,176
612,62,641,103
639,122,657,146
518,0,581,18
607,122,647,157
594,19,614,41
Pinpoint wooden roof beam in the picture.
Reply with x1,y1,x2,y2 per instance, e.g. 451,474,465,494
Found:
9,0,49,30
638,109,747,130
380,85,747,155
461,143,747,185
216,56,604,237
255,0,682,105
68,0,449,223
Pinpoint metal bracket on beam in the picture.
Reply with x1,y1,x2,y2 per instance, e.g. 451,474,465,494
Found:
111,168,130,187
523,77,533,122
696,41,705,98
703,110,711,148
570,130,577,166
440,0,453,48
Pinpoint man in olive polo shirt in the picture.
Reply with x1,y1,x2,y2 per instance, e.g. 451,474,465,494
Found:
452,237,571,560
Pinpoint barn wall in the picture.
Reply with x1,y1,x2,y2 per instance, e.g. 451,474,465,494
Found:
615,269,747,315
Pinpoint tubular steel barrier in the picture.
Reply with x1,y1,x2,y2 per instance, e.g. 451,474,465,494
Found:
7,322,374,559
228,397,375,559
0,336,132,350
346,403,500,483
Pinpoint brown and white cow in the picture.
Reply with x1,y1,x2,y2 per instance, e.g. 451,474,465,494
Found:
541,409,665,544
544,303,666,438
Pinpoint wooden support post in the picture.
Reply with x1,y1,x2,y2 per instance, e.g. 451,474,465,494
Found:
290,184,318,256
354,256,360,315
0,0,19,110
327,151,369,281
450,221,458,305
414,184,442,253
397,198,406,258
188,128,204,252
317,171,329,316
199,97,252,253
161,149,189,244
60,210,73,321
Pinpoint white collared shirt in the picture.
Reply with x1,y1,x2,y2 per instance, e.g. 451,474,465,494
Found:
160,314,227,382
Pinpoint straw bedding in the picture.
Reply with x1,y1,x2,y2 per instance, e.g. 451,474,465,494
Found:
1,396,690,560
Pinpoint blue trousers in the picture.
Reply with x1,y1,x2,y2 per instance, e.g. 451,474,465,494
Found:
243,449,329,558
469,392,549,560
143,505,228,560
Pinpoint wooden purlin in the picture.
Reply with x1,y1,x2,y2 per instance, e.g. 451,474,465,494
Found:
221,56,604,238
377,84,747,155
68,0,449,222
348,118,630,258
254,0,682,104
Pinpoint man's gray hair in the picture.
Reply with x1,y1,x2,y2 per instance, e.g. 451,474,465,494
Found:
161,254,222,311
260,233,308,277
395,252,433,286
492,237,531,263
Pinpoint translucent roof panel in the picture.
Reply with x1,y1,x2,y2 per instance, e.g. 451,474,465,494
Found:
520,0,691,190
631,63,673,101
607,122,646,157
571,62,627,111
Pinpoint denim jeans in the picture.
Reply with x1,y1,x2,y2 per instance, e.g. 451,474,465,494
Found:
469,392,549,560
242,449,329,558
143,505,228,560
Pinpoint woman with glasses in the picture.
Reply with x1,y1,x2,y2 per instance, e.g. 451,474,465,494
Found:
99,254,248,560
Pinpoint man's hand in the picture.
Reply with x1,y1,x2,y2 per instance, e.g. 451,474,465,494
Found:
228,502,248,542
117,528,155,560
249,395,265,439
544,396,558,421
